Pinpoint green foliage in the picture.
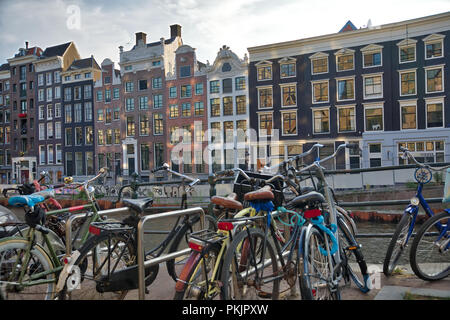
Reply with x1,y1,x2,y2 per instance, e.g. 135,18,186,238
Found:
405,181,417,189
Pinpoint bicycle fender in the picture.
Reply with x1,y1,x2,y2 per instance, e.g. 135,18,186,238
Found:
56,250,81,293
405,205,419,215
175,252,201,292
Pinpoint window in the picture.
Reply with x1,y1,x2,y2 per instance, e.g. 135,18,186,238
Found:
181,103,191,117
19,66,26,81
47,122,53,139
194,102,204,116
281,85,296,107
38,74,44,86
363,74,383,99
282,111,297,135
398,140,445,165
39,145,46,164
210,80,220,94
74,103,82,122
400,70,416,96
152,77,162,89
223,97,233,116
280,63,296,78
126,98,135,111
222,78,232,94
223,121,233,144
126,116,135,136
38,89,45,102
154,143,164,168
84,102,92,121
75,127,82,145
39,105,45,120
425,66,443,93
348,141,360,169
125,65,132,71
56,144,62,164
65,128,73,146
424,35,444,59
75,152,83,176
235,77,246,91
74,86,81,100
153,94,163,109
169,104,179,118
140,115,149,136
105,108,112,124
337,78,355,101
210,98,220,117
183,151,192,173
169,86,177,98
104,89,111,102
180,85,191,98
336,52,354,71
96,90,103,102
210,122,221,143
426,100,443,128
85,126,93,145
182,125,191,143
113,87,119,99
114,129,120,144
369,144,382,167
312,81,329,103
400,103,417,130
236,96,246,115
125,81,134,92
39,123,45,140
65,152,73,176
180,66,191,78
54,86,61,99
152,60,161,67
55,122,61,139
139,96,148,110
84,72,91,79
259,113,272,136
313,108,330,134
257,65,272,81
258,87,273,109
97,109,104,122
46,88,52,102
311,57,328,74
399,45,416,63
113,107,120,120
140,144,150,171
106,129,112,145
364,105,383,131
153,113,163,135
64,105,72,123
138,79,147,91
363,51,382,68
86,152,94,175
338,106,355,132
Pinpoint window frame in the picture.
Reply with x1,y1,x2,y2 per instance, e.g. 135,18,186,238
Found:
312,107,330,135
363,73,383,100
363,103,384,132
281,110,298,136
336,76,355,102
337,105,356,133
399,99,417,131
424,65,444,94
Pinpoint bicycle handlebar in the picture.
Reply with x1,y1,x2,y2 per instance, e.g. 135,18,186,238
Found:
151,163,170,173
400,147,450,171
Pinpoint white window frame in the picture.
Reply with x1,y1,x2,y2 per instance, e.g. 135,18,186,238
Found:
397,38,417,64
56,144,62,164
38,74,44,87
424,64,444,94
368,143,382,168
361,44,383,69
257,85,273,110
335,48,355,72
336,76,355,102
423,33,445,60
47,122,53,139
47,145,54,164
399,99,418,131
312,106,330,135
39,123,45,140
311,80,329,104
337,105,356,133
39,145,46,164
39,105,45,120
425,96,445,129
280,109,298,136
46,104,53,120
257,111,274,138
278,57,297,79
279,82,297,108
363,102,384,132
255,60,273,81
363,73,383,100
398,68,417,97
55,122,61,139
309,52,329,75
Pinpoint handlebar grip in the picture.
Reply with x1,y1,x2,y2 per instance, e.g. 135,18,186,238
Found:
151,165,167,173
346,143,360,150
399,146,408,152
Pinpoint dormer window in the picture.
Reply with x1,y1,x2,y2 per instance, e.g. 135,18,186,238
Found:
424,34,444,59
256,61,272,81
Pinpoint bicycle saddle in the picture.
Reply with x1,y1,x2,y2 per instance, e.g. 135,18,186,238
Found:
123,198,153,214
286,191,325,209
244,186,274,202
8,194,46,208
211,193,243,211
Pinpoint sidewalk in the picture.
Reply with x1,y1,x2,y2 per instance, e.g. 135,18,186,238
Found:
124,264,450,300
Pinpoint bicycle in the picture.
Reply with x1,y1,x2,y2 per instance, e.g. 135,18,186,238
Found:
0,168,114,300
56,164,216,300
383,147,450,276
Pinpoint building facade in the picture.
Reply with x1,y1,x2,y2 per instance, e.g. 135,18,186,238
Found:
118,25,182,181
165,44,208,178
35,42,80,182
247,12,450,171
93,58,123,184
206,45,250,173
61,56,101,180
0,64,11,183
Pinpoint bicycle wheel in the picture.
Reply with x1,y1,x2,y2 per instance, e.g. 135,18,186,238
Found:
0,239,56,300
59,232,138,300
221,228,279,300
299,225,340,300
338,217,371,293
166,214,217,282
410,211,449,281
173,243,221,300
383,213,413,276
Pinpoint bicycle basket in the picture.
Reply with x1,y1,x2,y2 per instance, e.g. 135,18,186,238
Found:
233,171,284,208
443,168,450,203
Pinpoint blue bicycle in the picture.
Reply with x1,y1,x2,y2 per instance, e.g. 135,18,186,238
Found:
383,147,450,276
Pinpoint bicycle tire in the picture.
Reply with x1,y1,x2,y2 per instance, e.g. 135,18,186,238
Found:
166,214,217,282
0,238,56,300
299,225,340,300
173,243,221,300
383,213,413,276
58,232,145,300
337,216,371,293
409,211,449,281
221,228,280,300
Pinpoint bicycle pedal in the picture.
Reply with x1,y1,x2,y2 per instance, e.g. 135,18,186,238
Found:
257,291,272,299
345,244,361,251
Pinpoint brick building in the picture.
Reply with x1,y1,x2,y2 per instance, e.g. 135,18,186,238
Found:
0,63,11,183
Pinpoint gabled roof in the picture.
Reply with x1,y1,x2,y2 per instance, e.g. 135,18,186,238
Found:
339,20,358,33
42,42,72,58
131,37,176,51
68,56,101,71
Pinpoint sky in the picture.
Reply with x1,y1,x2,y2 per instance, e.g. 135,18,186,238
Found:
0,0,449,66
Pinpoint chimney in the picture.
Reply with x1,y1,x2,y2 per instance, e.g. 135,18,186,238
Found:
25,41,29,49
170,24,181,38
135,32,147,46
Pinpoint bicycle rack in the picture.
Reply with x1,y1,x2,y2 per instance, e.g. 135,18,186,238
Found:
137,207,205,300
